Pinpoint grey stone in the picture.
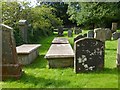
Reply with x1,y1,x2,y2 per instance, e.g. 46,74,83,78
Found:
19,20,28,43
94,28,106,42
104,28,112,40
74,34,84,42
68,30,73,37
58,26,63,36
0,24,22,80
74,38,104,73
45,44,74,68
112,32,119,40
87,30,94,38
111,22,117,33
117,38,120,68
16,44,41,65
52,37,69,44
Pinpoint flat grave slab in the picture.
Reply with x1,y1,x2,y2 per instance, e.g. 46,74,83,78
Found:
52,37,69,44
45,44,74,68
16,44,41,65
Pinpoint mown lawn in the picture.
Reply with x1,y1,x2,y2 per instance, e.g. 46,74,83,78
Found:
0,30,119,88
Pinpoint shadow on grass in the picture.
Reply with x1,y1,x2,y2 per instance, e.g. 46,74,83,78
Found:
105,48,117,51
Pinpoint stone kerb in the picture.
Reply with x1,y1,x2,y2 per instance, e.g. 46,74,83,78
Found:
74,38,104,73
1,24,22,80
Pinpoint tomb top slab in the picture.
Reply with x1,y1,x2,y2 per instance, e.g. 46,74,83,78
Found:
45,44,74,58
52,37,69,44
16,44,41,54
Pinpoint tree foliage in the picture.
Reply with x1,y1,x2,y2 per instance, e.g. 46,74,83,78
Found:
67,2,120,28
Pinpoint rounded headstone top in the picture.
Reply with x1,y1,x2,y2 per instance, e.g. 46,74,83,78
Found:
0,24,13,30
19,20,28,25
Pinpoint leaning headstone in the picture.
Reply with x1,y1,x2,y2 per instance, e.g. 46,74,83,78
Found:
117,38,120,68
112,32,119,40
74,34,84,42
74,38,104,73
19,20,28,43
104,28,112,40
68,29,73,37
58,26,63,36
111,22,117,33
87,30,94,38
94,28,106,42
0,24,22,80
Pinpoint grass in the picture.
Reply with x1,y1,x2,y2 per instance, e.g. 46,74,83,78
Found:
1,30,119,88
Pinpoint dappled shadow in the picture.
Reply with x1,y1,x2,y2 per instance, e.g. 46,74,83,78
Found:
3,72,70,88
105,48,117,51
77,67,118,75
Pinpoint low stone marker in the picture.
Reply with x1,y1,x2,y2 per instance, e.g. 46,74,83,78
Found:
117,38,120,68
58,26,63,36
105,28,112,40
45,44,74,68
1,24,22,80
94,28,106,42
87,30,94,38
52,37,69,44
111,22,117,33
68,29,73,37
112,32,119,40
74,38,104,73
19,20,28,43
74,34,84,42
16,44,41,65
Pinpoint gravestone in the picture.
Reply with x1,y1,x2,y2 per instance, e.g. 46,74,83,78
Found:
68,29,73,37
74,28,82,34
74,38,104,73
94,28,106,42
87,30,94,38
19,20,28,43
0,24,22,80
74,34,84,42
52,37,69,44
58,26,63,36
104,28,112,40
112,32,119,40
117,38,120,68
111,22,117,33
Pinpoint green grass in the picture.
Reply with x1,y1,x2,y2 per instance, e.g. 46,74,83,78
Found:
1,30,119,88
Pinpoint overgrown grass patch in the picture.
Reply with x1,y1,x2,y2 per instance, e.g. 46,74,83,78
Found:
1,30,119,88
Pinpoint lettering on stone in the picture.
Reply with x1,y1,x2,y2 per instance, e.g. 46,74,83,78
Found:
74,38,104,73
1,24,22,80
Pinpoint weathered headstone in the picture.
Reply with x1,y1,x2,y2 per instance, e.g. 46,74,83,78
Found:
74,34,84,42
74,38,104,73
117,38,120,68
112,32,119,40
94,28,106,42
58,26,63,36
87,30,94,38
19,20,28,43
52,37,69,44
104,28,112,40
74,28,82,34
111,22,117,33
0,24,22,80
68,29,73,37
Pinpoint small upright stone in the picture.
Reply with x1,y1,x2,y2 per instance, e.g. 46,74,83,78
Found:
1,24,22,80
111,22,117,33
58,26,63,36
117,38,120,68
19,20,28,43
94,28,106,42
87,30,94,38
105,28,112,40
112,32,119,40
68,29,73,37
